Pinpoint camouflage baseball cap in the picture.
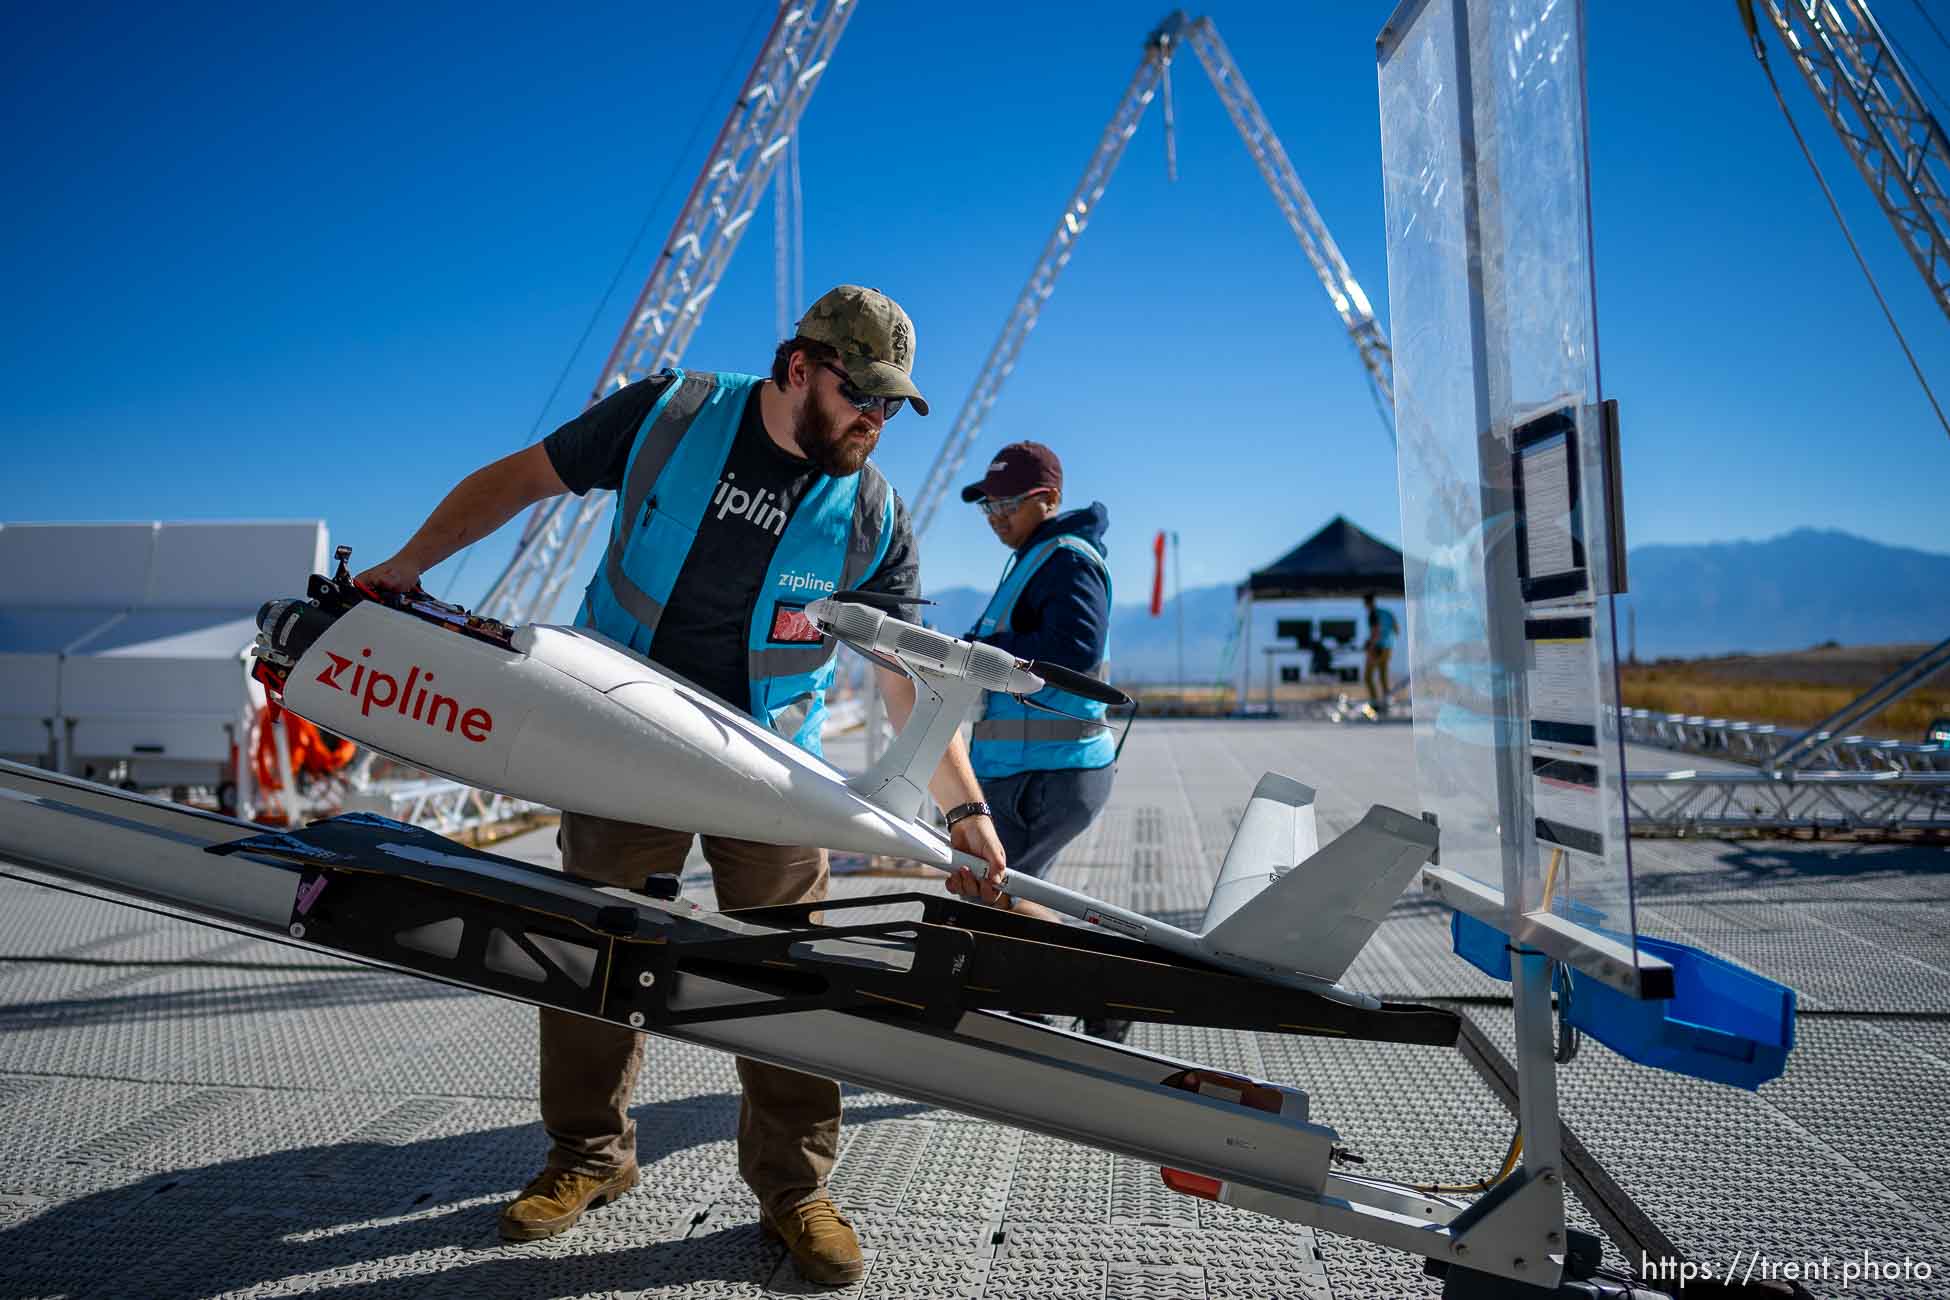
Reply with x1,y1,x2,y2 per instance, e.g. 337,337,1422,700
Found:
794,285,930,416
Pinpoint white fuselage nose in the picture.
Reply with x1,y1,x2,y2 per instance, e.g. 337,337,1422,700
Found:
278,602,955,866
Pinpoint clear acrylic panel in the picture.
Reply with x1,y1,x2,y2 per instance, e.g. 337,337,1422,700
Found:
1378,0,1654,997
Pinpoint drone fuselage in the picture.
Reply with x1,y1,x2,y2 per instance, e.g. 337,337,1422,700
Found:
275,601,958,866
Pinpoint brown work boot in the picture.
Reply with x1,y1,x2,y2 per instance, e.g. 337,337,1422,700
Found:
498,1163,639,1242
761,1196,865,1285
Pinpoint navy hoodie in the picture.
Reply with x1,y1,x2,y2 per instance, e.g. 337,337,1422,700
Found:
967,502,1111,674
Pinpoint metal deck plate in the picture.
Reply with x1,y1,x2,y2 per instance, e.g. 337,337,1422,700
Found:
2,718,1946,1297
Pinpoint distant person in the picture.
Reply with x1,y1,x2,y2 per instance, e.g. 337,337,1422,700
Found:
1363,592,1398,712
961,442,1114,878
356,285,1004,1287
959,442,1125,1039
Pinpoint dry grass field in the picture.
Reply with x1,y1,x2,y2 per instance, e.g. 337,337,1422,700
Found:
1621,642,1949,738
1111,645,1948,735
1125,682,1291,717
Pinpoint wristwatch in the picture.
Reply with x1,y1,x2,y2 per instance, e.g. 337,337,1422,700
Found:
943,800,991,829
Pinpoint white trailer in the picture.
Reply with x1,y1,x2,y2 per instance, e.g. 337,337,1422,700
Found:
0,520,329,801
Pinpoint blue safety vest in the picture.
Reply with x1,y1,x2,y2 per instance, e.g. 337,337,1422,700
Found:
969,534,1115,779
576,369,894,757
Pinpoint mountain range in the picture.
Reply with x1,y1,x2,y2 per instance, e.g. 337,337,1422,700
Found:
922,528,1950,681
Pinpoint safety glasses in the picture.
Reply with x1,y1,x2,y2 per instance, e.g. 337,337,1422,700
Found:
822,364,905,421
977,490,1050,519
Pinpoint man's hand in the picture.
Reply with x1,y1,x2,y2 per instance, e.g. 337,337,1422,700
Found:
946,814,1007,905
354,555,424,595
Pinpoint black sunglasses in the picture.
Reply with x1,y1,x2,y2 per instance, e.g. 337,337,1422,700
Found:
822,364,905,420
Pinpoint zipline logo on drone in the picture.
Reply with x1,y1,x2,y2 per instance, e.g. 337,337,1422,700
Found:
314,649,493,742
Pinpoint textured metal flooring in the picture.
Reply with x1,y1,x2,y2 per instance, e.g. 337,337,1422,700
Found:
1,719,1944,1298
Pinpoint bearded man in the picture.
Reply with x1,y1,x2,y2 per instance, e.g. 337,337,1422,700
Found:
356,285,1004,1285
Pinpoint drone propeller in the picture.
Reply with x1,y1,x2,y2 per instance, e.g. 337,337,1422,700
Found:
829,588,936,612
1028,660,1133,709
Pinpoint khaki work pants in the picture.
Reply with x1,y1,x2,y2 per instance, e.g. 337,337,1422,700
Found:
540,811,840,1217
1365,644,1393,705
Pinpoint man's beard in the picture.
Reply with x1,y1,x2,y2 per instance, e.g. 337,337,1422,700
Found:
793,398,878,476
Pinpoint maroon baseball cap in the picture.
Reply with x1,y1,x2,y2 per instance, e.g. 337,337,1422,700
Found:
960,441,1063,502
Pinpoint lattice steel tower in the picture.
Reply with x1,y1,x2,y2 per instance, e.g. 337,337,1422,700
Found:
479,0,856,623
1739,0,1950,322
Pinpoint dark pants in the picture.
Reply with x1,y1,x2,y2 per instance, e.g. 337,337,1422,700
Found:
540,811,838,1218
982,765,1116,879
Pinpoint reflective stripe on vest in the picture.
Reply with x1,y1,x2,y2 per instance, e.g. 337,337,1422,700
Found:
971,717,1103,743
593,370,719,633
575,368,894,758
970,532,1115,779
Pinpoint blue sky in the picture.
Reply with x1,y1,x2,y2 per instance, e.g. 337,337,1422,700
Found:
4,1,1947,619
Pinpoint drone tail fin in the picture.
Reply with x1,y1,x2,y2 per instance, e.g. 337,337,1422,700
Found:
1199,786,1436,985
1198,773,1319,933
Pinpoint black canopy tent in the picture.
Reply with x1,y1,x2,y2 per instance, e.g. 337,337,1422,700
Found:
1233,516,1405,710
1243,514,1406,599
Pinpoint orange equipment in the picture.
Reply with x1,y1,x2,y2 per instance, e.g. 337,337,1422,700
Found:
250,703,357,791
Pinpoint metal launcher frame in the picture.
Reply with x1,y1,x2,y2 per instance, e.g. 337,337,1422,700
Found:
0,759,1651,1291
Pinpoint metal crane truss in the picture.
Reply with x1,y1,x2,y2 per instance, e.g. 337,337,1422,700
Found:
907,34,1167,535
909,11,1395,535
1618,634,1950,832
1626,766,1950,835
1621,707,1950,775
1749,0,1950,320
773,133,806,340
1181,20,1396,432
481,0,857,624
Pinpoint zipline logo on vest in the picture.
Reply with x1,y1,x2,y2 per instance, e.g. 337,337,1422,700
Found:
778,570,835,595
713,472,788,537
314,648,493,743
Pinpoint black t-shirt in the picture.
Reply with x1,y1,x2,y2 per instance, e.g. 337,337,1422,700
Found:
543,373,921,712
